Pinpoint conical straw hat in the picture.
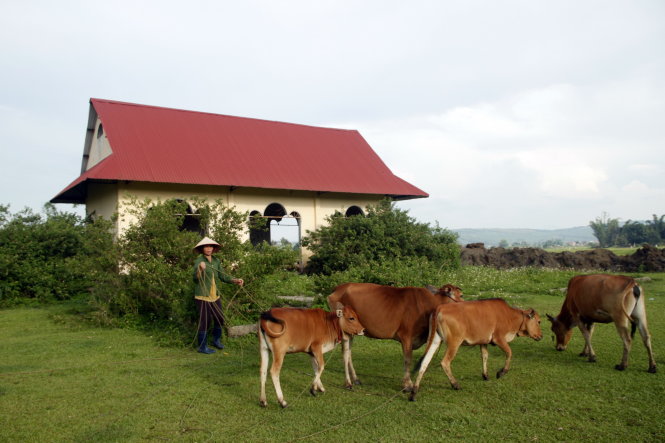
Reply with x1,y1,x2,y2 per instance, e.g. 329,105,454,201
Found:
193,237,221,253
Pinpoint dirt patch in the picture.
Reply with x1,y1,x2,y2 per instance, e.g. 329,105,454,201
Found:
460,244,665,272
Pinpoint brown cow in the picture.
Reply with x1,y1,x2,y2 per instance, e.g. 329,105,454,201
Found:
547,274,657,373
409,299,542,401
327,283,463,391
258,305,365,408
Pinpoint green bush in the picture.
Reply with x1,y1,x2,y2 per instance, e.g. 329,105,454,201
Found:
88,197,300,333
311,255,455,297
302,199,460,275
0,204,94,306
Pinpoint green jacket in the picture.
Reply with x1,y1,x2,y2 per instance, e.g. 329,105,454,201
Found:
192,255,234,301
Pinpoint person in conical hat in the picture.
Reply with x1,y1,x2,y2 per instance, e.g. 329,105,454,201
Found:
192,236,243,354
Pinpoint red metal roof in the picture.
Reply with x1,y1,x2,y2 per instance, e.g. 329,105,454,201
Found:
51,99,428,203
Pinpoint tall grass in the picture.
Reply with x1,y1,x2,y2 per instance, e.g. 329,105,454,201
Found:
1,269,663,442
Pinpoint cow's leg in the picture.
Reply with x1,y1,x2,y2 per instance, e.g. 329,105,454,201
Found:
310,349,326,395
341,335,359,389
409,331,442,401
258,331,270,407
441,340,462,390
494,339,513,379
269,351,288,408
480,344,489,381
633,301,657,373
636,321,657,373
400,337,415,391
577,322,597,363
614,321,633,371
579,323,594,357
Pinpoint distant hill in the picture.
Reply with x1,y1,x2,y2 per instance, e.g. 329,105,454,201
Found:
453,226,595,247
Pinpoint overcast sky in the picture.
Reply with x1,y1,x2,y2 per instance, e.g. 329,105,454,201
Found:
1,1,663,230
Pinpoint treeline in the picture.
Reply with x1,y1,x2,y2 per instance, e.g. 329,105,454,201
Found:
589,213,665,248
0,200,459,342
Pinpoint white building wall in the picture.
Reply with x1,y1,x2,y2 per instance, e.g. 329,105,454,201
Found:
86,120,113,170
85,181,383,260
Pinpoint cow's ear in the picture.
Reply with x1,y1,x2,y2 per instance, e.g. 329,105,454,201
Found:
336,309,343,318
335,302,344,318
546,314,555,322
527,309,536,319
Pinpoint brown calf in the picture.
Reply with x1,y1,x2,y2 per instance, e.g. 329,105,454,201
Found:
547,274,656,373
410,299,542,401
258,305,365,408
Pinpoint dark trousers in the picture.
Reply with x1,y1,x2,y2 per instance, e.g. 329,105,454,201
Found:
196,299,225,332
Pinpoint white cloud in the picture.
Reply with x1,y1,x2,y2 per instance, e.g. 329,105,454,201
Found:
352,75,665,228
515,149,608,198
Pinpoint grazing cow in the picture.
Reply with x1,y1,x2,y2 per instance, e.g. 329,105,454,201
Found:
327,283,464,390
409,299,542,401
258,305,365,408
547,274,657,373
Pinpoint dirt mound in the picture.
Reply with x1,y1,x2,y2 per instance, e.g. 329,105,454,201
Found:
460,244,665,272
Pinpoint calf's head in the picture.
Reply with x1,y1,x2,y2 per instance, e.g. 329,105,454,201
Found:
546,314,573,351
336,303,365,336
519,309,542,341
437,284,464,303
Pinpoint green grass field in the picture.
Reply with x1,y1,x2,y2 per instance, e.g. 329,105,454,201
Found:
544,246,639,256
1,269,664,442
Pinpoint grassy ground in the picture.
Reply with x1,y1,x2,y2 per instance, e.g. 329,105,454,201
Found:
1,269,664,442
544,246,639,256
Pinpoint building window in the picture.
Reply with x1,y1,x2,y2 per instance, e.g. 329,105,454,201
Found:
174,199,203,235
345,206,364,217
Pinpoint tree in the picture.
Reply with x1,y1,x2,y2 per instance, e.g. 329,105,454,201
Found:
302,200,459,274
589,212,621,248
621,220,649,246
646,214,665,245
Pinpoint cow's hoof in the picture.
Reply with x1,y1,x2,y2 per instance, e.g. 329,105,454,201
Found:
344,384,354,390
309,387,317,397
451,383,461,390
259,400,267,408
482,374,489,381
648,365,657,374
354,379,362,386
588,356,597,363
614,364,627,371
408,393,417,402
279,401,288,408
496,370,507,379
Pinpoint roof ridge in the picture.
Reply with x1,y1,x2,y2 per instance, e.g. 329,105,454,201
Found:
89,98,358,133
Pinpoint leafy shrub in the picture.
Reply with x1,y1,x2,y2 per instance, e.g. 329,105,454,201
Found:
311,255,454,297
0,204,95,306
88,197,300,332
302,199,460,274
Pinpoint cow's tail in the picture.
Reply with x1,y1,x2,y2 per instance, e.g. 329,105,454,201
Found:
629,285,642,338
260,310,287,338
620,281,642,337
327,283,348,311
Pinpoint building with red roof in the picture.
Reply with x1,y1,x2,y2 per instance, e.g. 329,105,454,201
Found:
52,99,427,257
